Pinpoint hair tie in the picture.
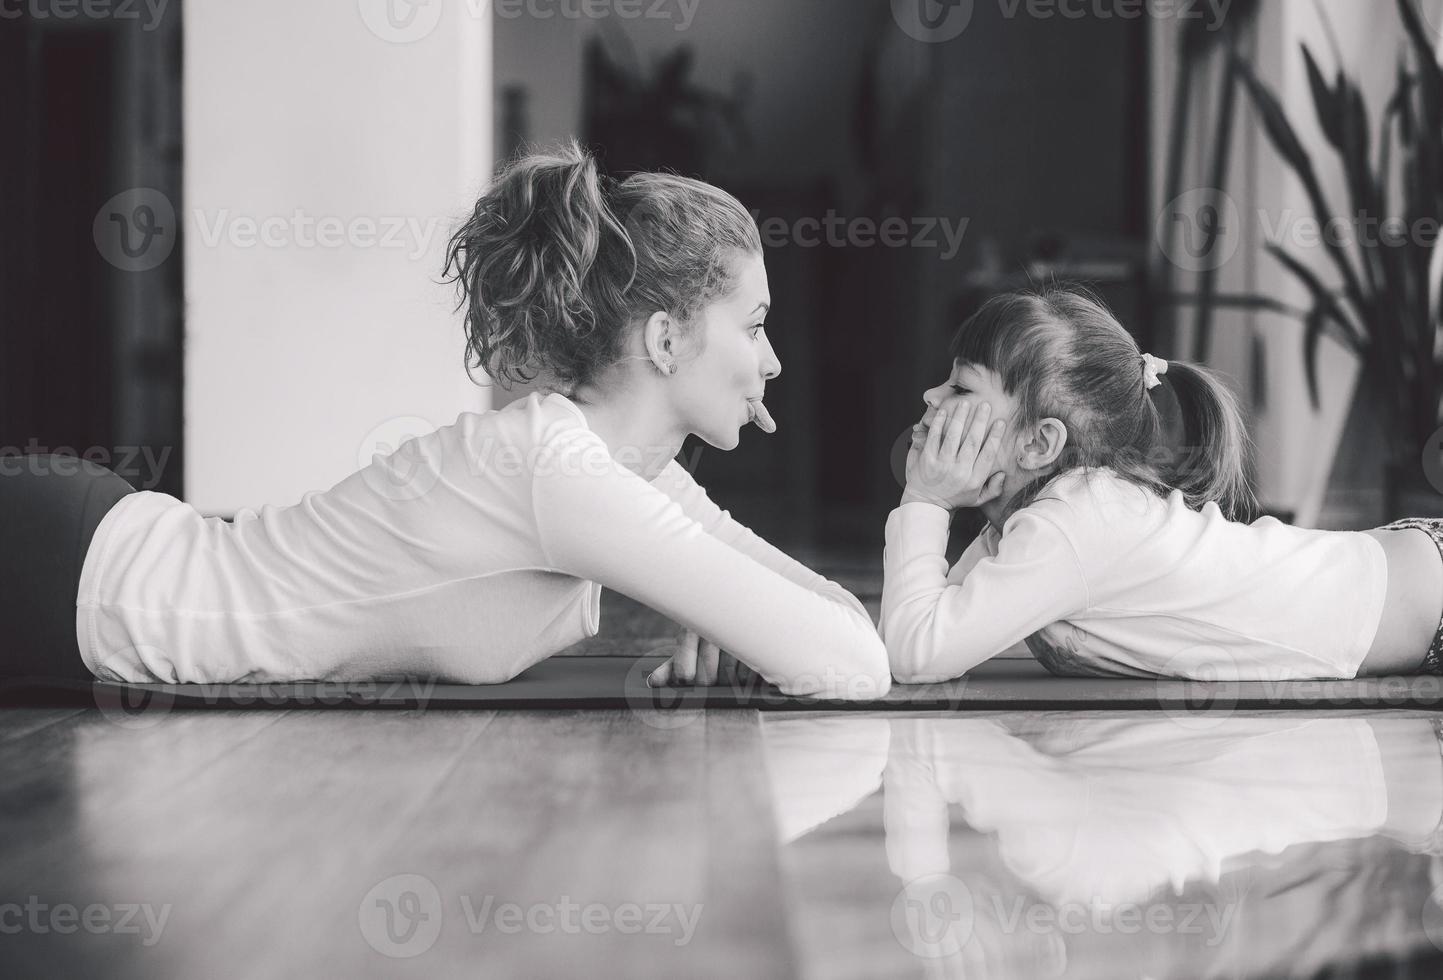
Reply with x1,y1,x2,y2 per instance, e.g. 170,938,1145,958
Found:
1141,352,1169,390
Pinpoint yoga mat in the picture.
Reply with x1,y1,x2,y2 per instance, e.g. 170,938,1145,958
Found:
13,656,1443,712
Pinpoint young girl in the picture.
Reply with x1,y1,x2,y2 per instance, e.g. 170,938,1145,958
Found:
1,142,889,700
881,286,1443,683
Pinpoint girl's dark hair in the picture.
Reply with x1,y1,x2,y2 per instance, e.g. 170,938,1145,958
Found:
442,139,762,391
949,286,1260,523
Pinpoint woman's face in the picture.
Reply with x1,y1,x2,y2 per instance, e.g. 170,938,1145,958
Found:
673,250,781,450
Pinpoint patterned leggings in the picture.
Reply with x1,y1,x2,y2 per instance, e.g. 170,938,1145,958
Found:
1378,518,1443,675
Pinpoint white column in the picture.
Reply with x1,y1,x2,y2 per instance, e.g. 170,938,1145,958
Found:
184,0,492,514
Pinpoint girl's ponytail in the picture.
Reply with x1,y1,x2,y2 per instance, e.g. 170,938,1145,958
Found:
1159,361,1261,523
442,139,636,390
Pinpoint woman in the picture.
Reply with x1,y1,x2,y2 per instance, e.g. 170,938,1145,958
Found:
2,142,889,700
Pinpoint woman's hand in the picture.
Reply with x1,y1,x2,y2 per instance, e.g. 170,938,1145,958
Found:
646,627,754,688
902,397,1008,512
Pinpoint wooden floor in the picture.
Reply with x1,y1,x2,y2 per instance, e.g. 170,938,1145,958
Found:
0,704,796,979
10,703,1443,978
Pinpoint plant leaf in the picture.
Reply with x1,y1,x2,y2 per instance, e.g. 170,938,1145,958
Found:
1303,305,1326,411
1397,0,1443,212
1263,243,1366,352
1302,45,1342,147
1233,52,1316,177
1234,52,1372,331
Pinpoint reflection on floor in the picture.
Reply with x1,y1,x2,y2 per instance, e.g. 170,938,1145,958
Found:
10,700,1443,978
763,711,1443,980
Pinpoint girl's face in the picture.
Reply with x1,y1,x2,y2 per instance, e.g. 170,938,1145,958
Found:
921,360,1017,433
919,359,1023,475
673,251,780,450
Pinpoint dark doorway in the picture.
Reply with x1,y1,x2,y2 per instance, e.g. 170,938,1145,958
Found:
1,4,185,496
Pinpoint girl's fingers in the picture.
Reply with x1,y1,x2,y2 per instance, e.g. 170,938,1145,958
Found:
940,403,972,458
647,658,672,688
698,638,720,686
961,401,991,459
924,408,947,458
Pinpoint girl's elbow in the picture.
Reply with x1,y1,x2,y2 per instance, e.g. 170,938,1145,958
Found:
889,660,929,686
883,624,924,684
886,635,963,686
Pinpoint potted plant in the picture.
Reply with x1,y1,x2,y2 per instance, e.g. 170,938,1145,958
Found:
1230,0,1443,519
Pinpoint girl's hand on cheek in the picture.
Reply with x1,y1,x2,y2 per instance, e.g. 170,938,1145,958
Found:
902,399,1008,511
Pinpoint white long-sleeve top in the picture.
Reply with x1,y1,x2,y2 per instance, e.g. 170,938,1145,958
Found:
880,467,1389,682
76,391,890,697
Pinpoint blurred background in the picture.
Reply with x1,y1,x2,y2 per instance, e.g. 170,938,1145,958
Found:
5,0,1443,554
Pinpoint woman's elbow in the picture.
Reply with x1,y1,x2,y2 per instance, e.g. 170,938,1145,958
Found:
846,635,893,699
775,634,892,700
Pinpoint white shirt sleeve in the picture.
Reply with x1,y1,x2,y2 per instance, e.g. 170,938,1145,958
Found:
877,521,994,640
649,459,875,626
532,431,891,699
881,501,1091,683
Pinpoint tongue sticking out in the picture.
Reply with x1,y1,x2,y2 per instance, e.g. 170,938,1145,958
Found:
748,398,776,433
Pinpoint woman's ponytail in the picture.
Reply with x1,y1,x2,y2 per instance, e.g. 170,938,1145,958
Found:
442,139,636,390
